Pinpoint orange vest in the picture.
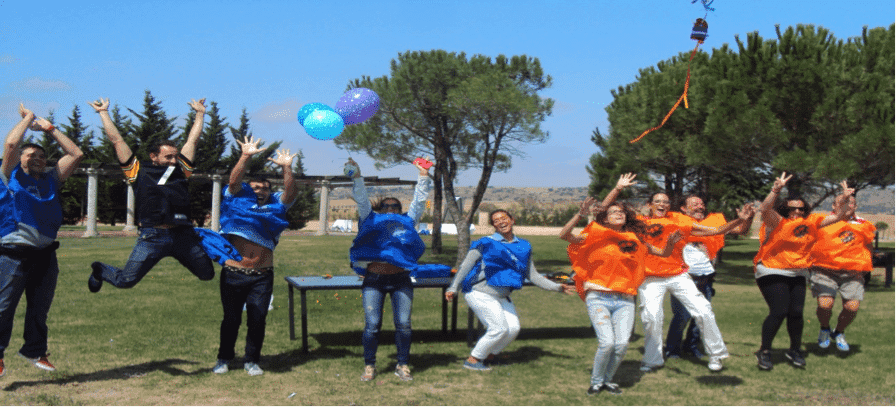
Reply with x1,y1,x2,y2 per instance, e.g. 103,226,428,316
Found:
567,222,647,298
637,213,693,277
810,217,876,272
687,213,727,260
754,213,825,269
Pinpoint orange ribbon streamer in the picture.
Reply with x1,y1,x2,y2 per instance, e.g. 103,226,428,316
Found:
630,40,703,143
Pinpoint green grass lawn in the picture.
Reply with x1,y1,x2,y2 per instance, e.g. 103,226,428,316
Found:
0,234,892,405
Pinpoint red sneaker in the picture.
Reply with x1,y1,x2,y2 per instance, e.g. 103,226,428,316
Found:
18,352,56,372
0,359,5,377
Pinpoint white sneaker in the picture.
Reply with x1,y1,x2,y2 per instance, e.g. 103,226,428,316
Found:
708,357,723,372
244,362,264,376
818,329,831,349
834,333,850,352
212,360,229,374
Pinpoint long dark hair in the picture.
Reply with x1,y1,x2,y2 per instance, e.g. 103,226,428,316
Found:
371,197,402,213
594,201,647,235
775,196,809,218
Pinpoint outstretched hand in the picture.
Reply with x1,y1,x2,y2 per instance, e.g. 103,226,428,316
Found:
88,98,110,113
19,103,34,120
561,284,577,295
445,291,455,302
737,203,756,220
579,196,596,216
29,117,54,132
835,180,855,206
413,156,432,177
188,98,206,114
616,173,637,190
237,136,265,156
268,148,297,167
346,158,361,178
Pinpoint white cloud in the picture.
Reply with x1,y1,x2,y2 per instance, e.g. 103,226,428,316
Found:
10,77,72,92
0,55,15,64
253,99,303,123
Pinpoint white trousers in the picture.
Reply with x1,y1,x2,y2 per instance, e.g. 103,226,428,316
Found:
465,290,521,360
638,274,728,367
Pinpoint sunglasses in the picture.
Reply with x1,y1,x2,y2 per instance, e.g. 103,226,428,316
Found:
787,206,805,211
381,203,401,209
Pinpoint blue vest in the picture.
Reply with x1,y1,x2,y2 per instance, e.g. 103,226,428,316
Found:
350,212,425,276
0,170,15,237
8,165,62,241
220,183,290,251
195,227,243,266
461,236,531,293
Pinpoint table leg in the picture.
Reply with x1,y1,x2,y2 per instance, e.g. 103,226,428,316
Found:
301,289,309,353
441,288,448,333
288,284,295,340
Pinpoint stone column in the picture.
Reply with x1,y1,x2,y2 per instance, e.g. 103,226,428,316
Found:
123,183,137,232
315,180,330,236
211,174,223,231
82,168,99,238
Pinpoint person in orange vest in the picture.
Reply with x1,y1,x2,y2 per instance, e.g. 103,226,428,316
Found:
601,174,754,373
561,193,680,396
753,173,853,371
809,191,874,353
665,195,753,359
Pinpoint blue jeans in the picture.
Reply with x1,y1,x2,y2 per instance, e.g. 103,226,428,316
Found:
0,244,60,359
586,291,635,387
361,272,413,366
94,227,214,288
666,273,715,357
217,267,274,364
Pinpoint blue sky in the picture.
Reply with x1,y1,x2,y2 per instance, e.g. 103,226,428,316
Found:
1,0,892,187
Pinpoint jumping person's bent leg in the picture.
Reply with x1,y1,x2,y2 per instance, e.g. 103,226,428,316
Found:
99,228,170,288
466,290,514,360
669,274,727,359
171,227,214,281
639,276,669,368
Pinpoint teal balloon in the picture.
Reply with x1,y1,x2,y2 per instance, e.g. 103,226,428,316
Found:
303,110,345,140
297,103,334,125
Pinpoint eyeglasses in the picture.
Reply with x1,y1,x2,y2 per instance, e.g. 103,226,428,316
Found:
381,203,401,209
787,206,805,211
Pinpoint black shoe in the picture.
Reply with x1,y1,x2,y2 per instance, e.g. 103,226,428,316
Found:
88,262,103,293
756,350,773,371
586,385,602,396
602,383,623,395
784,349,806,368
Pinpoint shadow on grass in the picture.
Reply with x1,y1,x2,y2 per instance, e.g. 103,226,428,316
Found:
260,347,360,373
805,343,862,358
2,358,202,391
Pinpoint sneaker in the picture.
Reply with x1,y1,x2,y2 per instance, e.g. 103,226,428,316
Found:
639,363,662,373
708,357,723,372
586,384,603,396
784,349,806,368
664,351,681,360
818,328,831,349
755,350,773,371
360,365,375,382
244,362,263,376
602,383,623,395
212,359,229,374
394,364,413,381
17,352,56,372
834,333,850,352
463,360,491,371
88,262,103,293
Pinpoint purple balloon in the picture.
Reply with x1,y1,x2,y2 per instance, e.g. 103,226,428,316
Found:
335,88,380,125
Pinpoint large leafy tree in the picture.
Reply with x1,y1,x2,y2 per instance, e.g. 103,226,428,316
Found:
590,24,894,214
336,50,553,263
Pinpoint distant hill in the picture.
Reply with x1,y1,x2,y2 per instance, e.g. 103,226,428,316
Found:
329,185,895,215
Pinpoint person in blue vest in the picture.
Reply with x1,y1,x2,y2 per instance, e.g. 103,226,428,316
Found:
211,136,298,377
87,98,214,293
0,104,83,375
446,209,576,371
348,158,432,382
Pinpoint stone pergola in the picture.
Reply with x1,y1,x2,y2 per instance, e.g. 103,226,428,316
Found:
73,164,416,237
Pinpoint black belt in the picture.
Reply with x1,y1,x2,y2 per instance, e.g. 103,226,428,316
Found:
223,265,273,275
0,241,60,258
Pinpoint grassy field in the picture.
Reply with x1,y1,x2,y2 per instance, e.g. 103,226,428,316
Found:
0,234,892,405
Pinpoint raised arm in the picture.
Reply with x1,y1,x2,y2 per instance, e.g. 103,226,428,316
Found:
732,203,756,235
349,158,372,220
759,172,790,232
29,117,84,182
228,136,265,195
2,104,34,179
179,98,206,162
269,148,299,205
406,159,433,224
89,98,133,163
691,205,755,237
559,196,594,243
820,180,855,228
599,173,637,210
